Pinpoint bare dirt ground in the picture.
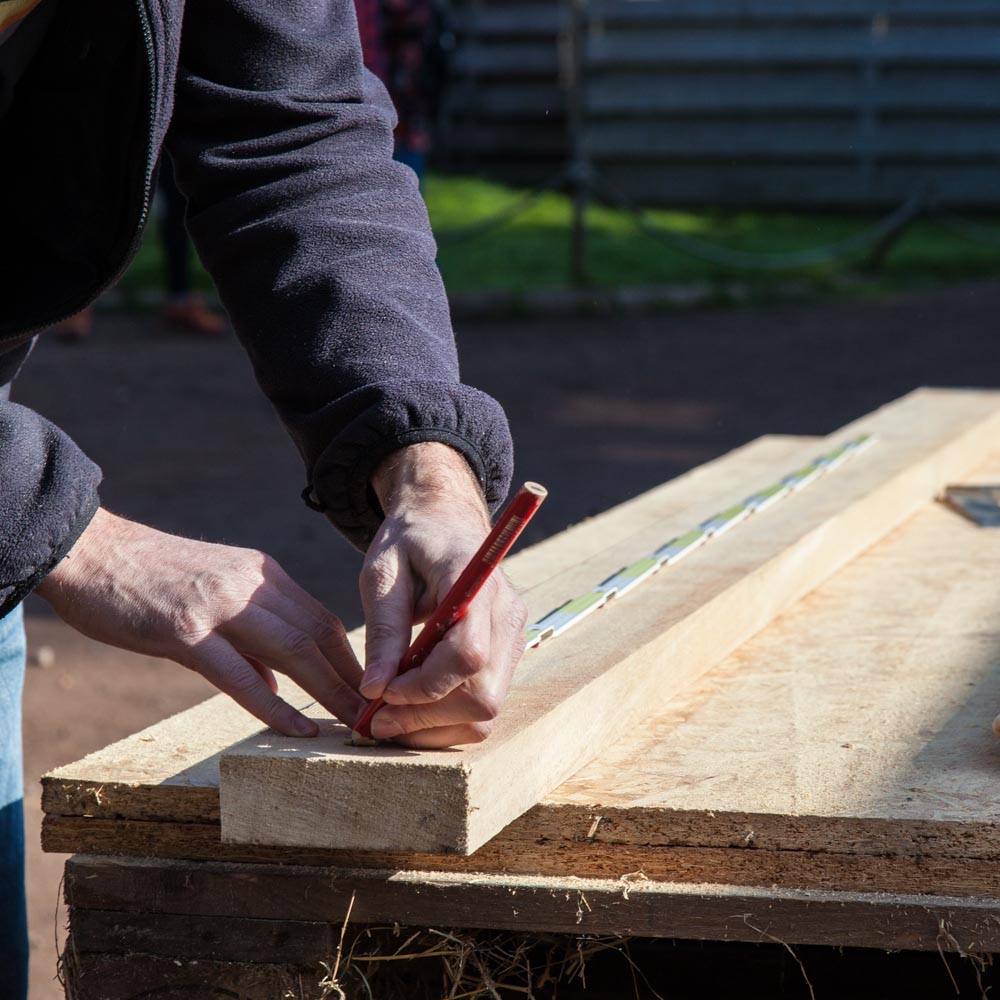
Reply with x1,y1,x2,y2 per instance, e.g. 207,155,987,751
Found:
16,282,1000,998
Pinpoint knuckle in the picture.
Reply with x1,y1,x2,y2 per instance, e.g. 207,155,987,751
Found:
456,639,489,677
459,642,490,677
510,596,529,631
417,673,451,702
285,629,318,660
165,605,212,646
310,616,344,647
365,621,398,647
360,556,396,597
465,720,494,743
470,689,503,722
234,548,270,583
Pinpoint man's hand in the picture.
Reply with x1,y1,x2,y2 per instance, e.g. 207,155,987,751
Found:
36,509,366,737
359,442,528,749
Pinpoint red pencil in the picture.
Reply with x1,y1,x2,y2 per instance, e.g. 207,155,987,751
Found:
351,482,548,743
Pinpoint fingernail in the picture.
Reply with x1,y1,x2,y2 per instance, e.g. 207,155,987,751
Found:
289,713,318,738
361,660,390,697
371,715,403,740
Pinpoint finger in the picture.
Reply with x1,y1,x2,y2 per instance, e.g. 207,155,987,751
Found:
381,593,494,705
186,634,318,737
394,722,494,749
221,604,366,725
256,588,363,692
368,681,503,739
359,544,415,699
267,563,338,624
245,654,279,694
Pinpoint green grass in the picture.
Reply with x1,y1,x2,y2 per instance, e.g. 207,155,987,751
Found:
119,173,1000,304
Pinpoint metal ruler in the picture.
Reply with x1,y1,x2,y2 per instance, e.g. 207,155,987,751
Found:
524,433,876,649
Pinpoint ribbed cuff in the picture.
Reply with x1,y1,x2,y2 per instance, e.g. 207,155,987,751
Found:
303,381,514,550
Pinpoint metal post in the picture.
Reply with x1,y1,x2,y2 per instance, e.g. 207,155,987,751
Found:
565,0,590,287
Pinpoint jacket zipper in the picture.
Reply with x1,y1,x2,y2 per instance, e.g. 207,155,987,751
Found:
8,1,158,341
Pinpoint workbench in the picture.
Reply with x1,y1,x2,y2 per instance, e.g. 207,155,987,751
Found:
44,390,1000,998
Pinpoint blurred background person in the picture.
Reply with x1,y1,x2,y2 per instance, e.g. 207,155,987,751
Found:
157,160,227,336
355,0,441,181
57,164,225,339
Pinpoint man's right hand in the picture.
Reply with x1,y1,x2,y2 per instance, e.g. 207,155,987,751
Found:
35,508,365,737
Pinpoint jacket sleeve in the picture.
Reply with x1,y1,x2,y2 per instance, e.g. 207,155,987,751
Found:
165,0,513,551
0,393,102,618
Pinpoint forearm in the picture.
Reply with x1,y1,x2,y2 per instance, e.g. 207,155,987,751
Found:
166,0,513,550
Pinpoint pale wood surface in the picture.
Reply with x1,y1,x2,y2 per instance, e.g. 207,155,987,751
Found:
41,389,1000,904
43,434,820,827
217,388,1000,853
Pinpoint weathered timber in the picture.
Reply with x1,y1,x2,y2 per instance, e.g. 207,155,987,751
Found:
47,828,1000,898
64,856,1000,955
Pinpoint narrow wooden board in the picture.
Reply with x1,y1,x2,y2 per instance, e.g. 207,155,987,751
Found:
64,855,1000,954
218,389,1000,854
42,813,1000,897
43,433,820,828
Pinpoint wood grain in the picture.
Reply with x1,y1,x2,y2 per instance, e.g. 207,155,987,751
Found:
44,815,1000,897
43,433,814,826
42,396,1000,919
218,389,1000,854
64,855,1000,954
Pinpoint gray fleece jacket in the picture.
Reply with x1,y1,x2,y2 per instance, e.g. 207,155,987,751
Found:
0,0,513,618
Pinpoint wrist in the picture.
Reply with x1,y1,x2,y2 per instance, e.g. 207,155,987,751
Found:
35,506,113,601
371,442,488,523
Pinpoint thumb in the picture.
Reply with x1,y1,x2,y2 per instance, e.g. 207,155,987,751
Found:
359,543,414,699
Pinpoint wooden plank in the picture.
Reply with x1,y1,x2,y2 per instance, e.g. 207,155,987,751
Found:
439,122,567,155
43,434,816,825
587,0,1000,24
583,118,866,160
588,162,1000,206
445,82,565,118
43,814,1000,897
449,5,564,37
218,390,1000,855
586,30,1000,69
62,953,306,1000
583,118,1000,160
586,71,1000,115
64,856,1000,954
449,43,559,77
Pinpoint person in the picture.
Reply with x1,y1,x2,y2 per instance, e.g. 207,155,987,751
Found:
0,1,526,996
157,160,228,336
52,162,227,340
354,0,438,180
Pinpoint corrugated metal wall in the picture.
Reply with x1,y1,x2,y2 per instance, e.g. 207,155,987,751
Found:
439,0,1000,207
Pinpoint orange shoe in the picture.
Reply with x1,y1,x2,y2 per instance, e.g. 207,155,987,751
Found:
162,293,226,336
54,307,93,341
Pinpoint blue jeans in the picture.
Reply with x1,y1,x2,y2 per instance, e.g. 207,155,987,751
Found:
0,605,27,1000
